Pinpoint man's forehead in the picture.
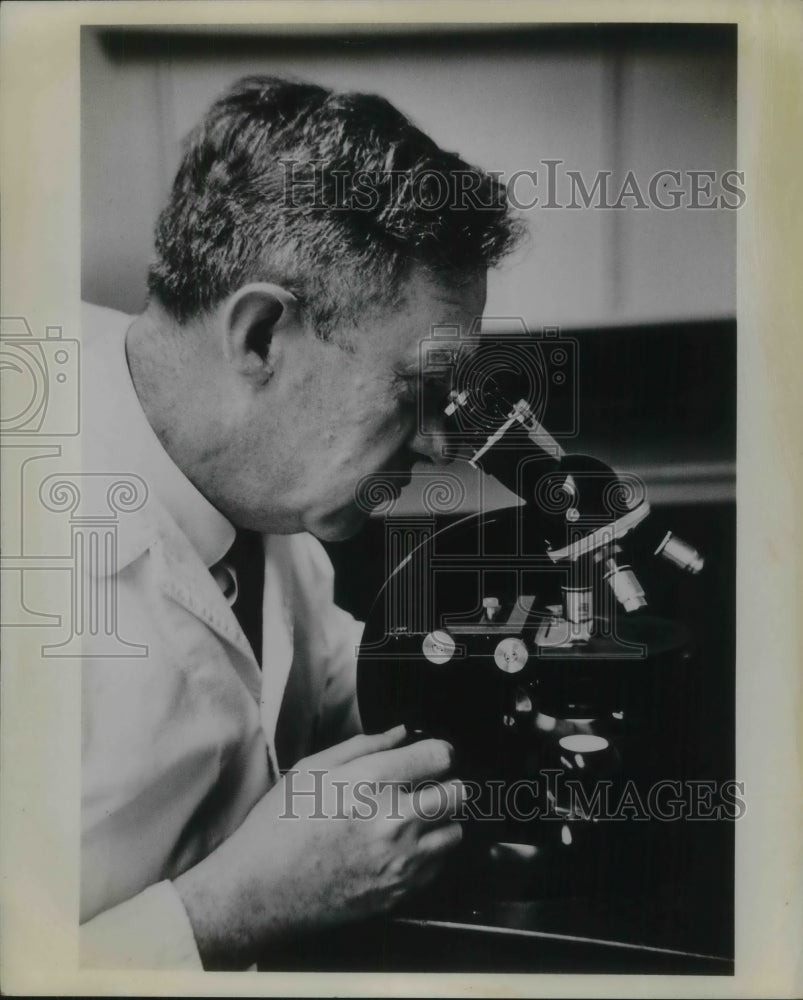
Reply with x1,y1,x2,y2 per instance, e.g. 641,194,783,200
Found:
350,269,485,380
406,267,485,319
394,277,486,358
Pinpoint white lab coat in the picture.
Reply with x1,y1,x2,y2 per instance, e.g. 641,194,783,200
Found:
79,304,363,968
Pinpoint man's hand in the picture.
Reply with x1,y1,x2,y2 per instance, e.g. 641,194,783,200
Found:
174,726,464,968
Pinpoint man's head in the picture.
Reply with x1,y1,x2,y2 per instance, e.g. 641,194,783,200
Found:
138,75,519,539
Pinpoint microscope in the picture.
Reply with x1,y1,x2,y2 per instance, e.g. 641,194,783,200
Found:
357,330,707,904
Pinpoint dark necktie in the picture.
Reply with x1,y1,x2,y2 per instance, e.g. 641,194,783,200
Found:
224,528,265,666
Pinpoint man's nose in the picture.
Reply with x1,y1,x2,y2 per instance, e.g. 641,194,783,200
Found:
410,421,454,466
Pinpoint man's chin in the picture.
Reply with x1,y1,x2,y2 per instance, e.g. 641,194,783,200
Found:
306,503,370,542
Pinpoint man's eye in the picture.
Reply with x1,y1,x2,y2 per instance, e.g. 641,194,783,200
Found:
394,374,452,408
395,379,418,404
424,380,454,408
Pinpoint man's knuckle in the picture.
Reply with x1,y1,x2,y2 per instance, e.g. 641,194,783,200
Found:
429,739,454,772
384,811,409,840
349,733,372,755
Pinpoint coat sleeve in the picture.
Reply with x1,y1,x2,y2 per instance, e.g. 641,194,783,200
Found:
80,881,202,970
317,600,366,747
302,536,366,750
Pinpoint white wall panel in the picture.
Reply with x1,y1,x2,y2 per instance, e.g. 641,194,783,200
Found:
82,28,736,326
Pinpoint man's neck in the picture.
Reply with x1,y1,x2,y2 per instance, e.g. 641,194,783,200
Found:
125,308,223,499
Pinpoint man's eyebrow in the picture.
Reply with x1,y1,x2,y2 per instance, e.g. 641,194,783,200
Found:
391,366,454,390
396,343,464,374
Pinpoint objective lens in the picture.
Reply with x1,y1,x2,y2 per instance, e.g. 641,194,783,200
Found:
655,531,704,574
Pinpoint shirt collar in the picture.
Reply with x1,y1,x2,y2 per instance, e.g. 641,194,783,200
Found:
83,303,236,570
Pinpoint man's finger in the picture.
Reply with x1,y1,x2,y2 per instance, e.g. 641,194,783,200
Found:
416,820,463,857
410,779,465,827
366,737,455,784
299,725,407,770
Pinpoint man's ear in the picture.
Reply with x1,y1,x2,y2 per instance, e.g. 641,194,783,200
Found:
221,283,298,384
